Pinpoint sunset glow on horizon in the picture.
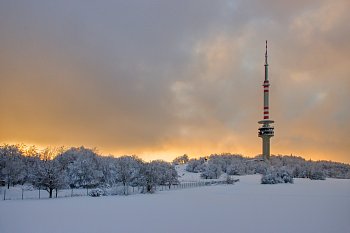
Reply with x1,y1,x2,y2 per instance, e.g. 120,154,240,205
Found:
1,1,349,163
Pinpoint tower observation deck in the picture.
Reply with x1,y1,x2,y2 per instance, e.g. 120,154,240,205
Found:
258,41,274,160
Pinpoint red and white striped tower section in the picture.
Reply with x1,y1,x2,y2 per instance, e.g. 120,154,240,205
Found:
258,41,274,161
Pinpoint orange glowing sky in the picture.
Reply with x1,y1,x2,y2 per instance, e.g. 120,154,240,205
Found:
0,1,349,163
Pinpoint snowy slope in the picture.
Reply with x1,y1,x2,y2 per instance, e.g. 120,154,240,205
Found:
1,175,349,233
176,164,202,182
175,164,225,182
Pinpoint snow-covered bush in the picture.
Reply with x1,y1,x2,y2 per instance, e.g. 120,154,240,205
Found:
226,162,245,175
201,162,222,179
225,175,239,184
309,170,326,180
89,188,106,197
261,169,294,184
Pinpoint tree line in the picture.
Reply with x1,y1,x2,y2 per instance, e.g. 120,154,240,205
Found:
0,144,178,198
2,144,350,197
184,153,350,180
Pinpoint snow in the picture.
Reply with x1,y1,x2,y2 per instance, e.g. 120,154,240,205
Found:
176,164,225,182
176,164,202,182
1,175,349,233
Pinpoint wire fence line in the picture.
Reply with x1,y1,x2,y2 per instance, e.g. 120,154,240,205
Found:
0,179,238,201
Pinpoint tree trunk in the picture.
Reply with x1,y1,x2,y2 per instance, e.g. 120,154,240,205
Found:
49,188,53,198
147,184,152,193
123,182,127,195
55,189,58,198
7,182,10,189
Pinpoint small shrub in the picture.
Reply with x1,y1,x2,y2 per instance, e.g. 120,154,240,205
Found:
309,170,326,180
89,188,105,197
261,169,294,184
225,175,239,184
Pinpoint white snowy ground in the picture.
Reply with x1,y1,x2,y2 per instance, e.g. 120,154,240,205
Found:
1,175,349,233
176,164,203,182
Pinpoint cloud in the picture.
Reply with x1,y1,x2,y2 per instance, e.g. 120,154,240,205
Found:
0,0,349,162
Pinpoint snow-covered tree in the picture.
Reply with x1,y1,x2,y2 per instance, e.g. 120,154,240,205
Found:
32,148,66,198
138,162,158,193
22,145,41,184
163,163,179,188
114,155,142,195
55,147,81,171
186,157,206,173
200,162,222,179
66,149,103,190
99,156,117,187
0,144,26,188
309,167,326,180
150,160,178,188
226,162,245,175
172,154,189,165
137,160,178,193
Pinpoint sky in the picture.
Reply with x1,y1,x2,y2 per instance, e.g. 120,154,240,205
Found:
0,0,349,163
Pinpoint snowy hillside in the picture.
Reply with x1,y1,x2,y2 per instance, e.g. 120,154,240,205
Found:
175,164,226,182
176,164,219,182
1,175,350,233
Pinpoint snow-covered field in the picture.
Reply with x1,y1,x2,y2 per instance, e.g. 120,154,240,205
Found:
1,175,349,233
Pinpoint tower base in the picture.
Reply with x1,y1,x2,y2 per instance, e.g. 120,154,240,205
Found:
261,136,272,161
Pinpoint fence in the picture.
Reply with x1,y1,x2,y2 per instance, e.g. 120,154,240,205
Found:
1,187,90,201
0,179,238,201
